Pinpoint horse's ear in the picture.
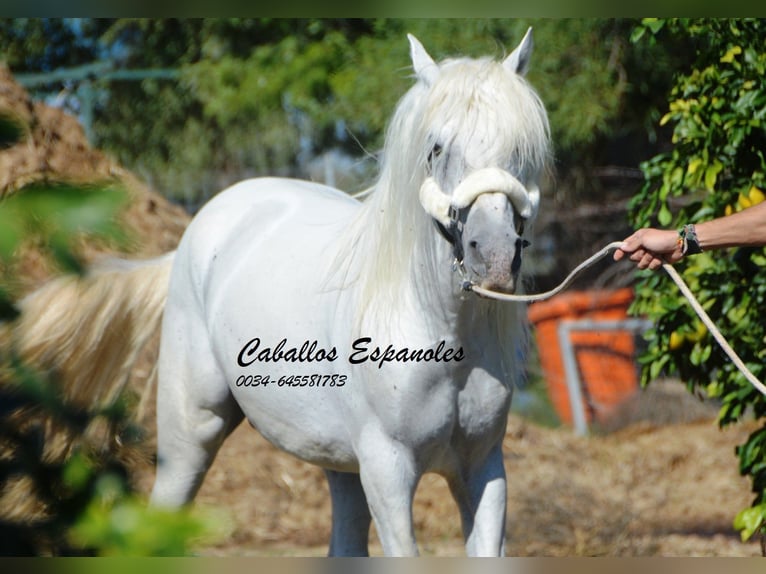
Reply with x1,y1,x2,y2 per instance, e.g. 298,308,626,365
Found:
503,27,534,76
408,34,439,85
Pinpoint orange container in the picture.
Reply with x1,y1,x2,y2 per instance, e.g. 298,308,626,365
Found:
527,288,639,426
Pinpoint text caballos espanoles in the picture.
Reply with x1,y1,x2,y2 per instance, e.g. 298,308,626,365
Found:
236,337,464,369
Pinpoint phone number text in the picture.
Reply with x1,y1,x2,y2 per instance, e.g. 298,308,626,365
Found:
234,373,347,388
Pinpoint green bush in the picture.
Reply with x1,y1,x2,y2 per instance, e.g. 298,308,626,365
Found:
628,18,766,543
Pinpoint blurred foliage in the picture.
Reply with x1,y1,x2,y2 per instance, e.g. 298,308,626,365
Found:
628,18,766,543
0,182,130,276
0,18,109,71
1,18,690,206
0,122,218,555
0,361,216,555
0,112,26,149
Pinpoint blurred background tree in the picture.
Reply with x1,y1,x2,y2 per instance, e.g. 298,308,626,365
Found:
1,18,695,290
0,19,685,207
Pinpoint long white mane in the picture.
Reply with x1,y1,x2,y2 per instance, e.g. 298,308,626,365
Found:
336,55,550,315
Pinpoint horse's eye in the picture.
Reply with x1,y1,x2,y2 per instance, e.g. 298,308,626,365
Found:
427,143,443,170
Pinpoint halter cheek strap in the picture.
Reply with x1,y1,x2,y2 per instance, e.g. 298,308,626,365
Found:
432,204,468,264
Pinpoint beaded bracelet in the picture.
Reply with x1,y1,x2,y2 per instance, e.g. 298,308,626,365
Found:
678,223,703,256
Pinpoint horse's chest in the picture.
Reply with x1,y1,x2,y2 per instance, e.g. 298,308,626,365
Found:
453,373,512,446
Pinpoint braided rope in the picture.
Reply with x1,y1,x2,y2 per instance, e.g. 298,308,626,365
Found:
467,241,766,397
661,262,766,396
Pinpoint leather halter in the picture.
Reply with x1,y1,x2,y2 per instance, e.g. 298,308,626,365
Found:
433,204,468,265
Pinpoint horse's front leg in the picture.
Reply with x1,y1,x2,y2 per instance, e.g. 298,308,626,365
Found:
356,427,420,556
448,442,507,557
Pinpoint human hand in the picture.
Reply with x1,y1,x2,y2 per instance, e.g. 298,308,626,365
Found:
613,228,683,270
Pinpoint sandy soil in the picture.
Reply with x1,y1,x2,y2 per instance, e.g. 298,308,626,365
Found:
128,381,763,557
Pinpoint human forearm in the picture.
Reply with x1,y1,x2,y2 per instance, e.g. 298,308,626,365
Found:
694,200,766,250
614,198,766,270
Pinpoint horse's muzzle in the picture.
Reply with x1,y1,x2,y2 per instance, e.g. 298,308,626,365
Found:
461,192,524,294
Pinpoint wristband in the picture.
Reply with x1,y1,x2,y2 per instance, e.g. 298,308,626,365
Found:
678,224,703,256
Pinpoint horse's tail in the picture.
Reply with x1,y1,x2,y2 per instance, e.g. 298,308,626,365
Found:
11,252,176,414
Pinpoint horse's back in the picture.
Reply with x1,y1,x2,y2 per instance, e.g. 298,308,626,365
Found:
185,176,357,260
176,176,359,300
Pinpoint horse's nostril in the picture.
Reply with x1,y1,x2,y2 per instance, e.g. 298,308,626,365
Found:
511,248,522,275
469,240,478,250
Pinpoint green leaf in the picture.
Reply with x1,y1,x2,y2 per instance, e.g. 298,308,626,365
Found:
630,26,646,44
649,353,671,380
658,202,673,226
720,45,742,64
687,157,704,177
704,160,723,191
643,18,665,35
689,343,712,366
737,433,763,472
0,182,130,271
733,503,766,541
62,452,94,491
69,494,223,556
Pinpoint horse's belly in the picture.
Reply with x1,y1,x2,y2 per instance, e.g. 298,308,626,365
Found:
188,178,362,469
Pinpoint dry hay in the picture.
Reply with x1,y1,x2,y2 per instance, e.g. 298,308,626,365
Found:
0,63,189,291
0,63,189,403
0,64,188,542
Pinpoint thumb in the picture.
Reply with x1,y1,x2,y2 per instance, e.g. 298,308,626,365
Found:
618,232,642,253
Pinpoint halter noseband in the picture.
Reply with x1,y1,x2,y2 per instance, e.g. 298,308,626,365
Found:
419,167,539,269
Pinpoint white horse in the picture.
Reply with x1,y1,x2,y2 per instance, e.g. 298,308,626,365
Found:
16,30,550,556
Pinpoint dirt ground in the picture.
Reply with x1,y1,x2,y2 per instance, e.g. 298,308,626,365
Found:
128,380,764,557
2,66,764,557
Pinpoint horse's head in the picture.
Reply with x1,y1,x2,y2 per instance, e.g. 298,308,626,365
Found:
410,29,550,294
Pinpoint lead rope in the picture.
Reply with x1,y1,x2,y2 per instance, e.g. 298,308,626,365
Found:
467,241,623,304
466,240,766,397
